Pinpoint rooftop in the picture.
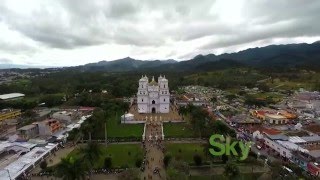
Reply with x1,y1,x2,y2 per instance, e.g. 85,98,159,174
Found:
304,124,320,134
289,136,306,143
277,140,308,153
0,108,20,115
0,93,25,100
301,136,320,142
266,134,288,140
18,124,37,131
308,150,320,159
262,127,282,135
0,144,58,179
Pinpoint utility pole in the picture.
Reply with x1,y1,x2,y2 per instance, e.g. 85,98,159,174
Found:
104,122,107,145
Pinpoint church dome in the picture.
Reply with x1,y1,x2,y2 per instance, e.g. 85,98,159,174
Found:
149,76,158,86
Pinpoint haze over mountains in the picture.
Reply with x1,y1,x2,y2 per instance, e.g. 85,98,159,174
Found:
1,41,320,71
75,41,320,72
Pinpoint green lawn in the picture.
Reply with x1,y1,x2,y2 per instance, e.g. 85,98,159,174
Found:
102,144,143,168
69,144,143,168
165,143,207,164
164,122,195,138
107,115,144,138
190,173,265,180
250,92,284,102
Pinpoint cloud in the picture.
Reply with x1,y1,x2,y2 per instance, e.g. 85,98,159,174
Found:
0,58,13,64
0,0,319,66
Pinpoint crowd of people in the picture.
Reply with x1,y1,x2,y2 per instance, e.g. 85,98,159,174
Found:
142,123,166,179
18,168,125,180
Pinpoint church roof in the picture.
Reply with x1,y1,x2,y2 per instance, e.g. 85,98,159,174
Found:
139,75,148,81
149,76,158,86
149,81,158,86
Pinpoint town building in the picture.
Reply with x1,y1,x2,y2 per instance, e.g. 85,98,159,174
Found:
33,119,62,136
17,124,39,139
250,109,297,124
137,75,170,113
175,93,209,107
0,93,25,101
0,109,21,122
307,162,320,177
52,110,79,124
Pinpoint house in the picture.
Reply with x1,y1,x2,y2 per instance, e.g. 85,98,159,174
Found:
0,93,25,101
0,109,21,122
292,151,312,170
304,124,320,135
307,162,320,177
264,134,293,159
33,119,62,136
250,109,296,124
251,127,281,139
52,110,78,124
17,124,38,140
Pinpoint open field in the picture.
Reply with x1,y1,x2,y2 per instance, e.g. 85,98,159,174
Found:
68,144,143,168
165,143,208,163
107,116,144,138
164,122,195,138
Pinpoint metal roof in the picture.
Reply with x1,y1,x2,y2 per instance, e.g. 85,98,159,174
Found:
308,150,320,158
289,136,306,143
301,136,320,142
277,140,308,153
266,134,288,140
0,144,58,179
18,124,37,131
0,93,25,100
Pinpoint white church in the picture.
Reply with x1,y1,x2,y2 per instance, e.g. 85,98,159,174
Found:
137,75,170,113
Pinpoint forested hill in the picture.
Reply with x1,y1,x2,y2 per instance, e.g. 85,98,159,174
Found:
72,41,320,72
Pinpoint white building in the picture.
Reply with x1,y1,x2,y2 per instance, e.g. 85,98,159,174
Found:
137,75,170,113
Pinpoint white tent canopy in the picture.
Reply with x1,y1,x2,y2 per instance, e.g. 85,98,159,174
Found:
121,113,134,121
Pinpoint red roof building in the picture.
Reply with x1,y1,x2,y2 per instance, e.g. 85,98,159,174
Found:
307,162,320,177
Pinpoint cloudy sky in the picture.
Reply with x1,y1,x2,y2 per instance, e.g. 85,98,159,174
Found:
0,0,319,66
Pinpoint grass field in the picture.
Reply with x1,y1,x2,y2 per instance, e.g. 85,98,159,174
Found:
189,173,265,180
165,143,207,163
106,115,144,138
250,92,284,102
102,144,143,168
69,144,143,168
163,122,195,138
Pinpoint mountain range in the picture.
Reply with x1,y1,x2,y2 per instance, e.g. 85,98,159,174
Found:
2,41,320,71
74,41,320,72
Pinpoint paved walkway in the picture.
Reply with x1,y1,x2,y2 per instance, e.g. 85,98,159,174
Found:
129,104,182,121
142,123,166,180
30,173,119,180
189,164,270,176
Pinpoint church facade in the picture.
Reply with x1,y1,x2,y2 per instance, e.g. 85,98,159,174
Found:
137,75,170,113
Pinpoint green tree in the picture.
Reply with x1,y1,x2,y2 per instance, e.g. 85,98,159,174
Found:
193,154,202,166
164,154,172,168
202,143,210,159
224,162,239,178
135,158,142,168
82,122,94,141
40,160,47,170
80,142,103,178
104,157,112,169
222,154,228,164
54,157,87,180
